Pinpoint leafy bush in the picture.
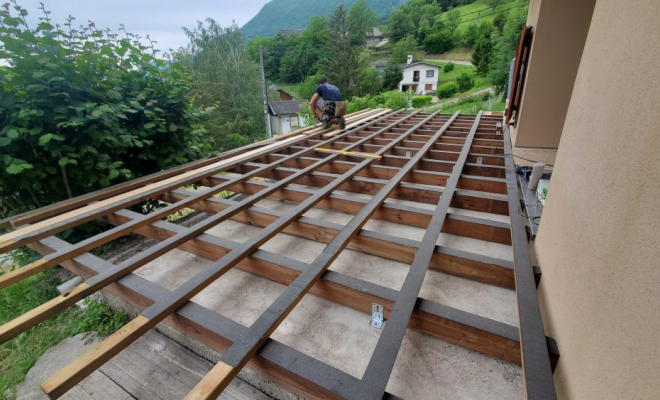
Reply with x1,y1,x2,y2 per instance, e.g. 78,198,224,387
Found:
346,90,411,113
347,94,378,113
411,96,433,108
443,62,455,73
423,30,454,54
437,81,459,99
0,3,209,218
457,73,475,92
380,90,410,110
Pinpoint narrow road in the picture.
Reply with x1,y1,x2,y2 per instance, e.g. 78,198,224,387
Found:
423,59,473,66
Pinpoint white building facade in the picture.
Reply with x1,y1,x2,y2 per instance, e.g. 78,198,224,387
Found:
398,62,440,95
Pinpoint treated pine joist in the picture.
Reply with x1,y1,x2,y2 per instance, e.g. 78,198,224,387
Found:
360,112,485,398
286,143,507,167
40,111,446,398
207,167,510,216
0,109,390,254
258,154,508,194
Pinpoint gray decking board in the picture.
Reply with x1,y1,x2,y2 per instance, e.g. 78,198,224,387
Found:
62,331,270,400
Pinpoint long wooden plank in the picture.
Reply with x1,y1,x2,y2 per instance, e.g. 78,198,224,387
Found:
0,109,387,253
0,110,395,290
0,111,407,344
502,126,557,399
41,111,446,399
359,112,484,398
185,112,463,398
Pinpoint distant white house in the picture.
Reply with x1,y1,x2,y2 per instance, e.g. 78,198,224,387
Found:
398,58,441,95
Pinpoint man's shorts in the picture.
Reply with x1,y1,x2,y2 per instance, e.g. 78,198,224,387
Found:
317,99,346,117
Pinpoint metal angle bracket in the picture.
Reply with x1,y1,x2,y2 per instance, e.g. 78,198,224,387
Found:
370,303,384,329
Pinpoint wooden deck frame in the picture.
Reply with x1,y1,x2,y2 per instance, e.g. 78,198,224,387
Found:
0,110,557,399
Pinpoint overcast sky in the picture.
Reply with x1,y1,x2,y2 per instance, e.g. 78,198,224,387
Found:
18,0,270,52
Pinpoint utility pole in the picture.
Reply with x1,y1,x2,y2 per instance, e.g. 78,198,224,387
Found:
259,46,272,138
477,10,481,24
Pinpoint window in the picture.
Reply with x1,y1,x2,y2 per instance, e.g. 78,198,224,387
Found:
426,70,435,78
290,116,299,126
425,84,433,90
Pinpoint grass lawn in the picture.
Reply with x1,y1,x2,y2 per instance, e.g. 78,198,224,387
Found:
275,83,301,99
0,265,127,397
419,47,474,62
451,0,530,34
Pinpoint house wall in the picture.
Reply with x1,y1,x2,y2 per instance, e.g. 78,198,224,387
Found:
511,0,596,150
398,65,439,95
269,115,282,136
534,0,660,399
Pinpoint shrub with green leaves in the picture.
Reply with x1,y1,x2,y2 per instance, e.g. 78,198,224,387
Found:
443,62,455,73
346,90,411,113
437,81,459,99
456,73,475,92
0,2,210,218
411,95,433,108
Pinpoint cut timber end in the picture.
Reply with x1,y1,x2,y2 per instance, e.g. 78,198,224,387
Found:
185,361,235,400
41,315,152,399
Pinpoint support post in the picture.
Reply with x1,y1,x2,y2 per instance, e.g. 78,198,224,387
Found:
260,46,272,138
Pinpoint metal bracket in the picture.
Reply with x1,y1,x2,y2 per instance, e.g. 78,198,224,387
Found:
370,303,384,329
477,156,483,165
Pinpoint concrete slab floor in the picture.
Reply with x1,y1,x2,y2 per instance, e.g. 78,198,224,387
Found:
127,191,523,398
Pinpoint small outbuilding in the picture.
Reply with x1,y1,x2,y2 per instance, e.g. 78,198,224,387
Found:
268,100,307,135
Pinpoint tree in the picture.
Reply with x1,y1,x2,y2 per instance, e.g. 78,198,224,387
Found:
348,0,377,47
0,3,209,217
382,64,403,91
320,4,368,98
461,23,479,47
424,30,455,54
391,35,418,64
356,66,382,97
184,20,265,149
245,33,299,81
471,23,494,76
445,9,462,33
279,16,329,83
386,9,413,43
485,0,506,12
489,8,528,93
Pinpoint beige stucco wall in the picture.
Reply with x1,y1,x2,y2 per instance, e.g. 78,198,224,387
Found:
513,0,596,149
535,0,660,398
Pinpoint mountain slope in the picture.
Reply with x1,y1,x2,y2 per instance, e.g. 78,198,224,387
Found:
241,0,407,40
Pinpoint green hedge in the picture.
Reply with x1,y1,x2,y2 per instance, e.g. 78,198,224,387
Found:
411,96,433,108
437,82,459,99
